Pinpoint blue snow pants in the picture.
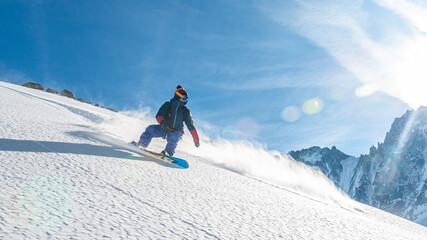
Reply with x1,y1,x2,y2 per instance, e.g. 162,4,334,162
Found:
138,125,183,155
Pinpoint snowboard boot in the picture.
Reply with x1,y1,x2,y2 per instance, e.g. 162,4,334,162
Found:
131,141,148,149
161,150,173,157
161,150,176,163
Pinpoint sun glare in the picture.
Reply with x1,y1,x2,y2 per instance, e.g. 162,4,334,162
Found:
391,37,427,108
352,31,427,109
302,98,324,115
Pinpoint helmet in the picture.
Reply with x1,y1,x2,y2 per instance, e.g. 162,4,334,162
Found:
175,85,188,101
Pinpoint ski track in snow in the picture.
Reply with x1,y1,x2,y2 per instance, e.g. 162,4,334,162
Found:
0,81,426,239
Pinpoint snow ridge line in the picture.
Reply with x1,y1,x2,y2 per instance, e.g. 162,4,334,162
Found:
106,183,221,240
0,84,105,124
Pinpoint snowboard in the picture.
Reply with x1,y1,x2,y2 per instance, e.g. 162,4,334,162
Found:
130,141,189,169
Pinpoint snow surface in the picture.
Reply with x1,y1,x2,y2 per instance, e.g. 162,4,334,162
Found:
0,81,426,239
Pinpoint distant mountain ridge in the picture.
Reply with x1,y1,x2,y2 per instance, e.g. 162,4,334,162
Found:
289,106,427,226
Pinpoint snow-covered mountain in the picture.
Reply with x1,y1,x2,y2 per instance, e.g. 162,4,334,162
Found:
290,107,427,227
1,81,426,239
289,146,359,194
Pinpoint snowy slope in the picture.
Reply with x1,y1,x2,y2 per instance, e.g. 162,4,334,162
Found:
0,81,426,239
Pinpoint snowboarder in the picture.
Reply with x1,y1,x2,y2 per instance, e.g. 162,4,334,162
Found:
137,85,200,156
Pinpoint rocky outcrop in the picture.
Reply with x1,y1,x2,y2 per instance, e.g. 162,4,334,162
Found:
22,82,44,90
46,88,59,94
290,106,427,226
61,89,75,99
349,107,427,225
289,146,358,193
20,82,118,113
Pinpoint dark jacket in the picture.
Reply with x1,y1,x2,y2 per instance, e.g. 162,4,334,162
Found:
156,97,199,143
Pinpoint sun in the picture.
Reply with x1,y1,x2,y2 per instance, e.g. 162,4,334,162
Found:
391,36,427,108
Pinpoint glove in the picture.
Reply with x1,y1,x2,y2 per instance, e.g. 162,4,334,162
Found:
195,141,200,148
160,120,169,130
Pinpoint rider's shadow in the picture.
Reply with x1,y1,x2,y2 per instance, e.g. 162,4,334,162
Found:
0,132,179,168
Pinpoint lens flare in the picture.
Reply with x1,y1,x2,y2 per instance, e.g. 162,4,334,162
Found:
281,106,302,122
237,117,259,139
18,175,73,231
386,110,420,184
355,84,379,97
302,98,324,115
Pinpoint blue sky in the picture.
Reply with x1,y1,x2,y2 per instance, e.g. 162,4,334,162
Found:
1,0,427,155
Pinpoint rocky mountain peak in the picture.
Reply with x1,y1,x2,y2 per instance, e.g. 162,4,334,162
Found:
289,146,353,190
290,106,427,226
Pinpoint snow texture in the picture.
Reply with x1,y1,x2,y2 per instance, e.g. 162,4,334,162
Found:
0,81,426,239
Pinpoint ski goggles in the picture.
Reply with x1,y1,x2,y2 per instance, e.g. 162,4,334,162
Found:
175,90,188,101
